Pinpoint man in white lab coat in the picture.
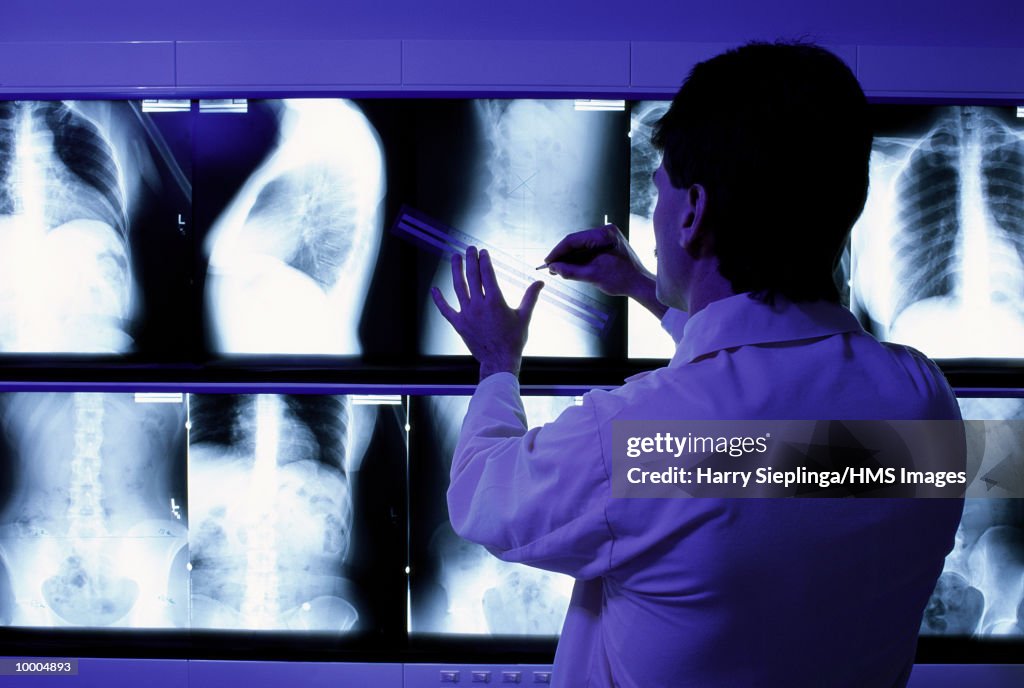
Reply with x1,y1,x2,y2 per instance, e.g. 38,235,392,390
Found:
432,42,963,688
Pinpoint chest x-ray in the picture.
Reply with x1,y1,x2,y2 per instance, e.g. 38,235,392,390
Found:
410,395,576,636
418,100,627,358
188,393,390,633
201,100,385,355
919,397,1024,637
0,100,191,356
628,101,675,359
0,392,187,628
850,106,1024,358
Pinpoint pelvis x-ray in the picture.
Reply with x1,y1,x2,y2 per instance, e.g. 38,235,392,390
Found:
188,393,395,634
410,395,575,636
628,101,674,359
418,100,627,358
0,392,187,628
200,100,386,355
920,397,1024,637
0,101,191,356
850,106,1024,358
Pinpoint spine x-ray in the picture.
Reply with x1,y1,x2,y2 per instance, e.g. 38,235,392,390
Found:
627,101,675,359
188,393,405,635
0,101,191,357
850,106,1024,358
415,100,628,358
0,392,187,628
410,395,576,636
919,397,1024,637
198,100,386,356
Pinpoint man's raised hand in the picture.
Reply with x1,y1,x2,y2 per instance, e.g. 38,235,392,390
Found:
431,246,544,380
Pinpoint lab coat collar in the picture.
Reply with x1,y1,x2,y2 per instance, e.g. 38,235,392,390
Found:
668,292,864,367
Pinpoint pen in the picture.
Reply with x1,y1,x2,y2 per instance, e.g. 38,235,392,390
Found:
535,245,610,270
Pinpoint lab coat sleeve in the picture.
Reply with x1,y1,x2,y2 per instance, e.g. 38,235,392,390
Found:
447,372,614,580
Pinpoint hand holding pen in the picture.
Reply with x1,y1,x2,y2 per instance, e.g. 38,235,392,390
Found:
539,224,666,320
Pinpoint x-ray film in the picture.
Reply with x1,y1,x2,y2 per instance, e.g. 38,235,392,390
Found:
393,206,612,335
0,100,192,357
410,395,577,636
188,393,406,635
850,106,1024,359
0,392,187,629
919,397,1024,637
627,101,675,359
197,99,387,356
415,100,628,358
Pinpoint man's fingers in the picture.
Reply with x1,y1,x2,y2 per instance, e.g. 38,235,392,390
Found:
516,280,545,320
451,253,470,307
544,229,598,264
478,250,505,303
465,246,483,297
544,227,613,264
547,261,594,281
431,286,460,324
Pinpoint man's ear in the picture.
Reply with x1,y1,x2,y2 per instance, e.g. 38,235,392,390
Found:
680,184,710,255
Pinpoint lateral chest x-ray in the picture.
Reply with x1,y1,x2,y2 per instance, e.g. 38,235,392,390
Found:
628,101,675,359
415,100,628,358
919,397,1024,638
410,395,576,636
0,100,191,358
197,100,387,357
0,392,187,628
850,106,1024,358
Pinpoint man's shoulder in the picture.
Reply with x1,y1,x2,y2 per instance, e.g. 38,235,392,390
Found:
586,364,705,422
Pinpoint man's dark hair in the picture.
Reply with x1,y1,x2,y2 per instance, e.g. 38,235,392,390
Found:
651,41,872,303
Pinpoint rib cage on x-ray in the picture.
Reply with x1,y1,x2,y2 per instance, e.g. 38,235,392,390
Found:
851,106,1024,358
919,397,1024,638
422,100,619,358
413,395,575,636
0,101,133,353
0,392,187,629
188,394,363,633
627,101,674,359
203,99,385,356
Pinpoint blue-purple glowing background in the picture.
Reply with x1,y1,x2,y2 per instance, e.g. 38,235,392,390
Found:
415,100,627,359
919,397,1024,638
0,101,191,357
850,106,1024,359
0,392,406,635
409,396,577,636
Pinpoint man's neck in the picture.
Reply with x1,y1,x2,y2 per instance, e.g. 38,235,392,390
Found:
685,262,737,316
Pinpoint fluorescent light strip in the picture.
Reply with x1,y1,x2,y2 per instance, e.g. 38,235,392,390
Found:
134,392,184,404
199,99,249,114
141,100,191,113
351,394,403,405
574,100,626,112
